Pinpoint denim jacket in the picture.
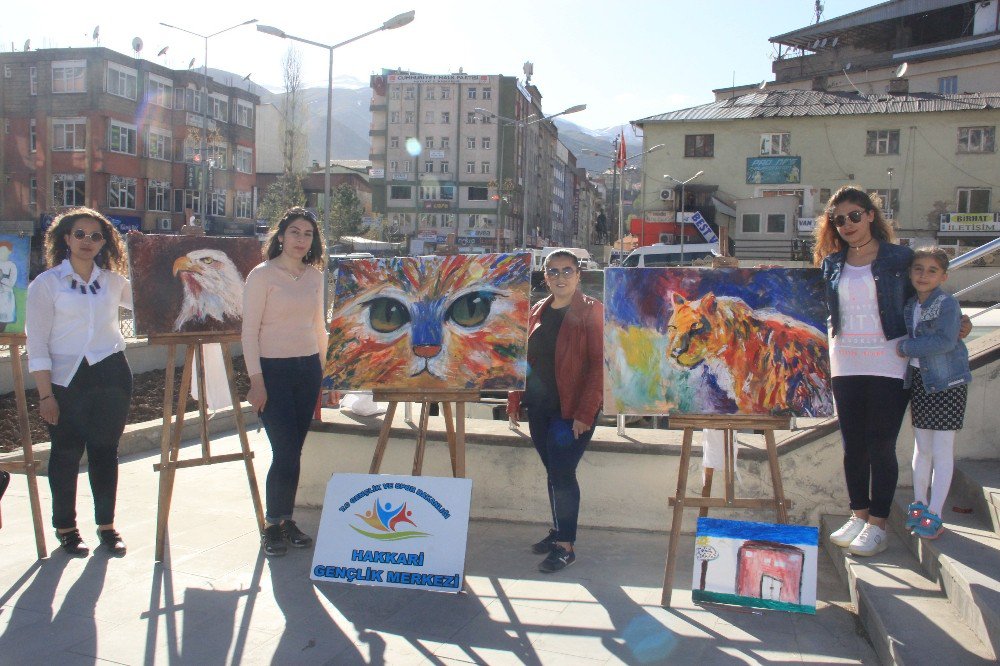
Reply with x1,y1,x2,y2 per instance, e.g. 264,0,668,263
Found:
822,241,914,339
897,288,972,393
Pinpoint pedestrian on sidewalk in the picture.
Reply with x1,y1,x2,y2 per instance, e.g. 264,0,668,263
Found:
243,207,327,557
897,247,971,540
508,249,604,573
26,208,132,557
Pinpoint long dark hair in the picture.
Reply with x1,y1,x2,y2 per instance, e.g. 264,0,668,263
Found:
813,186,895,266
263,207,324,267
44,207,127,273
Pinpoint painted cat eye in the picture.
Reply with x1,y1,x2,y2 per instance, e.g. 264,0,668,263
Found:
367,297,410,333
447,292,494,328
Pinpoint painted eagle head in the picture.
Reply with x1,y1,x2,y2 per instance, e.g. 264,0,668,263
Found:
171,248,244,332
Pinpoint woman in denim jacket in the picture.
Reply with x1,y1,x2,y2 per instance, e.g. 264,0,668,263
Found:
897,248,971,540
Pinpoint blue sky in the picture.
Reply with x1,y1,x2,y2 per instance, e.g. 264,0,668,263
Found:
3,0,875,129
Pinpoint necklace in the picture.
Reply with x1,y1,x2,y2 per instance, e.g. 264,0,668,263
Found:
274,260,304,281
850,237,874,251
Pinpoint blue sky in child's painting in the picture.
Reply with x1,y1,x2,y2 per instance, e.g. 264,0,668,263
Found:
605,268,827,332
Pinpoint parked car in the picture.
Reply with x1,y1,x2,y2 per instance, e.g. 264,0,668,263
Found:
621,242,720,267
328,252,375,270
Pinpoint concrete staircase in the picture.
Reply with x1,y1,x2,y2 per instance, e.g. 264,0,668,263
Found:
822,460,1000,665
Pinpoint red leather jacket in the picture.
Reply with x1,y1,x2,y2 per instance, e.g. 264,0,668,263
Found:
508,289,604,424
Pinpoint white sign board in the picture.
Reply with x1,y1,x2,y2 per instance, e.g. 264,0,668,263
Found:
311,473,473,593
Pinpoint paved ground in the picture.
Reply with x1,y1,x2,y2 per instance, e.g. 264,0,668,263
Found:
0,430,878,665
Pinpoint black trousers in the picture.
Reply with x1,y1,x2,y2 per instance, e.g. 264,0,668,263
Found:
832,375,910,519
47,352,132,530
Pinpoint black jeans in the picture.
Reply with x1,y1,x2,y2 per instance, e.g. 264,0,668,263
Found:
47,352,132,530
832,375,911,519
527,407,595,544
260,354,322,525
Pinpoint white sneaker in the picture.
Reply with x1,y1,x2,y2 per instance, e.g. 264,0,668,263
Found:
829,515,866,547
848,523,888,556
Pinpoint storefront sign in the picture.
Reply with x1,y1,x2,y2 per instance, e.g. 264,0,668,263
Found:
746,157,802,185
370,168,385,179
422,201,455,210
310,473,472,593
388,73,490,84
392,174,409,181
797,217,816,233
939,212,999,233
429,150,445,159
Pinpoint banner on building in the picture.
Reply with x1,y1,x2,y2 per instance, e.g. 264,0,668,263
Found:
746,157,802,185
690,211,719,243
939,213,999,234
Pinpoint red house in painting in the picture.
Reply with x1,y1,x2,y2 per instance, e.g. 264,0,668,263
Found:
735,540,804,604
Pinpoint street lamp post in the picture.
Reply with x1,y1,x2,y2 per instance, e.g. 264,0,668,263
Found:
584,143,663,255
663,170,704,264
160,18,258,229
886,167,894,220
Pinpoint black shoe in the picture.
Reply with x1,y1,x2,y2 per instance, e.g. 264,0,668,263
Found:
56,529,89,557
531,529,558,554
97,529,127,556
0,469,10,502
261,524,287,556
539,545,576,573
281,520,313,548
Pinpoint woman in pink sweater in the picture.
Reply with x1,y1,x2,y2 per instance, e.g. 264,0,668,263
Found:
242,207,328,557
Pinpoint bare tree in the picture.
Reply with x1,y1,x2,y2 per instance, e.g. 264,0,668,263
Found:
260,46,307,224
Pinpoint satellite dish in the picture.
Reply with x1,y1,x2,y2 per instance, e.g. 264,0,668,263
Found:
188,58,196,69
844,62,852,71
23,39,30,51
132,37,143,54
242,72,252,81
157,46,168,57
758,80,768,90
895,62,908,78
831,36,839,47
812,39,821,49
93,26,100,41
819,38,828,47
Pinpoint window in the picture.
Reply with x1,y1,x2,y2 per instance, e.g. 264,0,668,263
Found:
390,185,411,200
482,136,491,150
147,128,172,160
422,137,432,149
29,66,37,95
180,189,202,214
235,191,252,219
440,137,450,149
418,185,456,201
106,62,137,100
425,88,435,100
481,114,492,125
390,136,400,148
867,188,899,215
53,118,87,151
53,174,85,206
390,86,400,100
441,161,449,173
482,87,492,100
468,186,489,201
467,111,477,124
481,161,490,174
207,144,228,170
467,136,476,149
2,65,8,78
425,161,434,173
441,87,451,100
175,87,202,113
236,100,253,128
741,213,760,233
466,161,476,174
441,111,450,124
29,119,36,153
211,96,229,122
147,180,171,212
866,129,900,155
404,111,414,124
148,74,173,108
390,111,400,124
209,189,226,216
52,60,86,93
108,176,136,209
424,110,434,124
684,134,714,157
958,126,995,154
403,160,411,172
938,76,958,94
760,133,790,155
390,160,399,171
957,188,991,213
108,121,137,155
766,213,786,233
236,146,253,174
468,87,477,100
404,86,415,99
819,188,832,206
29,177,37,205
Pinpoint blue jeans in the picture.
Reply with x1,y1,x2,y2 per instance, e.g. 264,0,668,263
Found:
527,407,595,544
260,354,322,525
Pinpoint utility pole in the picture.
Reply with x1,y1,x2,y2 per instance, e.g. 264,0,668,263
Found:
609,134,619,245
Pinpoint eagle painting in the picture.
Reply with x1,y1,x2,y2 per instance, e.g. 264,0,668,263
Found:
127,235,261,337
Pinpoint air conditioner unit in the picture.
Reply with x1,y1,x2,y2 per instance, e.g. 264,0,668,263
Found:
158,218,172,231
659,189,675,201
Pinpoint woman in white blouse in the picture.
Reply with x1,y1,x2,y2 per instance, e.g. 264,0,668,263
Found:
27,208,132,557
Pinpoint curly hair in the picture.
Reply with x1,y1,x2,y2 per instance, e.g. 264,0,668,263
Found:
263,207,325,268
812,186,895,266
44,207,127,274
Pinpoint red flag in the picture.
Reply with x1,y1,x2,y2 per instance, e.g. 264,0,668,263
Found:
615,128,627,169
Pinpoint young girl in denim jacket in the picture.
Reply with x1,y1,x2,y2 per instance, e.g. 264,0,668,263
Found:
896,247,972,539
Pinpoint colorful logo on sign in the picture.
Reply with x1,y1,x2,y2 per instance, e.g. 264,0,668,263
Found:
353,497,430,541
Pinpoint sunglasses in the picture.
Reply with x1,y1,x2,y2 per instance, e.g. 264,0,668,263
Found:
546,266,577,278
72,229,105,242
828,210,866,227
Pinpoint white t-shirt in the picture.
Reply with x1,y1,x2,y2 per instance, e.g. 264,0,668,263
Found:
829,263,908,379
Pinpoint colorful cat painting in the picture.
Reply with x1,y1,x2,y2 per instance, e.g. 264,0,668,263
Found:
323,253,531,391
605,267,833,416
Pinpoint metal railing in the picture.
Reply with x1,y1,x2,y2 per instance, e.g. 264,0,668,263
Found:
950,237,1000,320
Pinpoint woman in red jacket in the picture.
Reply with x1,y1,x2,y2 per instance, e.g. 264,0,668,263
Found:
508,250,604,573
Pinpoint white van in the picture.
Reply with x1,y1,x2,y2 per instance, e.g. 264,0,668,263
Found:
621,242,720,267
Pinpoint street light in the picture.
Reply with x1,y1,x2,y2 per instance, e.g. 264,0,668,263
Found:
584,143,664,255
256,10,415,278
475,104,586,250
160,18,258,229
663,170,704,264
886,167,895,220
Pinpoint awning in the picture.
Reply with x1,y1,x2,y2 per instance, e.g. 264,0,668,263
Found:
712,197,736,218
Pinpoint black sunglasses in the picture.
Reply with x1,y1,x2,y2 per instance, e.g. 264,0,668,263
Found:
545,266,577,278
828,210,866,227
72,229,105,242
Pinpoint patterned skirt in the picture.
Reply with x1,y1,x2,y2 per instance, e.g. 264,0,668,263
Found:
910,367,967,431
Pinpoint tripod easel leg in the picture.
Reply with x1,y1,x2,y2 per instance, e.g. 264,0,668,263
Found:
10,342,46,558
194,344,212,458
455,401,466,478
442,401,457,477
155,344,178,561
661,426,695,607
220,342,264,531
699,467,714,519
369,401,398,474
412,402,431,475
764,429,789,523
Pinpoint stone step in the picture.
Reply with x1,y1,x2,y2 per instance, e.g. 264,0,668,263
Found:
888,494,1000,659
820,514,995,665
951,459,1000,535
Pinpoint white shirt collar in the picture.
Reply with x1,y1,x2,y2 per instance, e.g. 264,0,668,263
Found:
55,259,103,286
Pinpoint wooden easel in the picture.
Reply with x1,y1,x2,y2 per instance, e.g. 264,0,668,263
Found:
150,334,264,561
661,414,792,608
0,335,47,558
367,389,477,478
